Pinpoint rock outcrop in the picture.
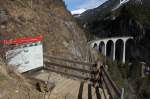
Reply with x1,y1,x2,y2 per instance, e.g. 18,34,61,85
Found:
0,0,88,61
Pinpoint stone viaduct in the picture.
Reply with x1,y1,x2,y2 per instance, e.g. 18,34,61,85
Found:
90,37,133,63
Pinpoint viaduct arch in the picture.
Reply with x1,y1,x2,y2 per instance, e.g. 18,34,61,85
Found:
90,37,133,63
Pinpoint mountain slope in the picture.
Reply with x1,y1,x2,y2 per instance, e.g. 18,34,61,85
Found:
0,0,88,61
77,1,150,98
78,0,119,24
0,0,91,98
77,0,150,64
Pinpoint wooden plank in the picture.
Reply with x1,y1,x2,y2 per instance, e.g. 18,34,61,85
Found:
101,67,121,96
44,55,94,66
102,73,117,99
45,62,92,73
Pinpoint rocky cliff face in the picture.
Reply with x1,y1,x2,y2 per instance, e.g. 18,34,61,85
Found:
0,0,90,98
77,0,150,64
0,0,88,61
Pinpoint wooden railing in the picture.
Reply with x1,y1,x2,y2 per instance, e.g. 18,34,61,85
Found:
44,55,97,80
44,55,123,99
44,55,93,66
99,66,122,99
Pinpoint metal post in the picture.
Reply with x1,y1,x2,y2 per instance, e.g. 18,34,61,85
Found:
121,88,124,99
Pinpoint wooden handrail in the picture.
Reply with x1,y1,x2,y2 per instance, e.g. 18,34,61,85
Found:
101,75,115,99
101,66,121,98
45,61,93,73
44,55,94,66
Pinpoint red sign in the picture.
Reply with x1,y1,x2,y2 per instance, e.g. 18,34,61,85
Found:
2,36,43,45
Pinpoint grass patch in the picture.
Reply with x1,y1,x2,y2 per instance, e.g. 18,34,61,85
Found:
0,74,8,81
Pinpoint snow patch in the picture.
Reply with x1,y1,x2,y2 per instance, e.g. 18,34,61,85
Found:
71,8,86,15
112,0,130,11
